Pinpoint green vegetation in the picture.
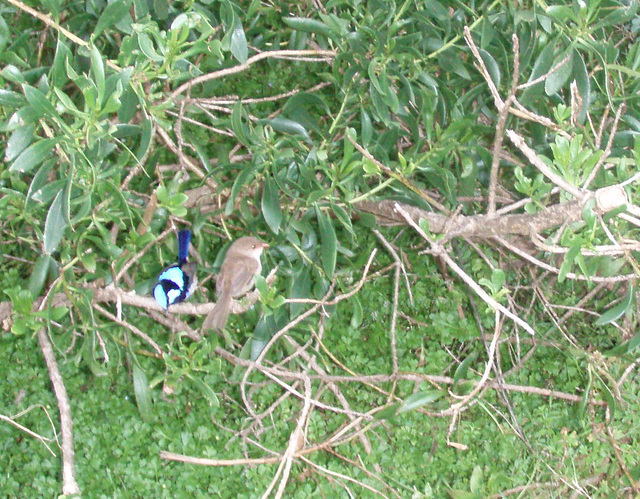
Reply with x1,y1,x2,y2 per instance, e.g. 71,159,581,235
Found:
1,0,640,496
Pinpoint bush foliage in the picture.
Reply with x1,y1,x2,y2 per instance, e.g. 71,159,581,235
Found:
1,0,640,496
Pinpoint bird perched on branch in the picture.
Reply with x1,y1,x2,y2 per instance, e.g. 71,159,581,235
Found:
153,229,197,310
203,236,269,331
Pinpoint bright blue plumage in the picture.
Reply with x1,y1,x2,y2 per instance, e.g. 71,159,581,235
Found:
153,229,197,311
177,229,191,263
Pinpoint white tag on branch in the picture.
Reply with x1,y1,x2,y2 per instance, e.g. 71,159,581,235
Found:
595,185,627,213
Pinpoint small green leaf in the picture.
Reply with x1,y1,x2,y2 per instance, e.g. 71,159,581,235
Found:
186,375,220,407
0,88,25,107
43,189,68,255
226,167,255,215
137,32,164,62
596,284,635,326
230,22,248,63
28,254,52,297
90,45,105,103
453,352,477,384
350,296,363,328
93,0,131,39
5,124,34,161
360,110,373,146
230,100,250,145
479,49,501,88
23,84,60,119
282,17,334,38
132,363,152,421
315,205,337,278
399,390,443,413
545,53,573,95
558,244,580,282
263,117,310,142
261,176,283,234
10,138,57,173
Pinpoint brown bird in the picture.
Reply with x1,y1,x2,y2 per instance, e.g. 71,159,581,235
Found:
203,236,269,331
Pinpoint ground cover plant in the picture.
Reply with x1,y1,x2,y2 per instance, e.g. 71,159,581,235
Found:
1,0,640,496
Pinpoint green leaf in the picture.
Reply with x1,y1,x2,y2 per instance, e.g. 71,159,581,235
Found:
90,45,105,103
479,49,501,88
23,84,60,119
521,43,555,101
230,100,250,145
261,176,283,234
0,89,25,107
5,124,34,161
605,331,640,356
186,375,220,407
9,138,57,173
572,50,590,124
230,22,248,63
361,109,373,146
315,205,337,278
132,363,152,421
137,32,164,62
93,0,132,39
263,117,311,142
43,189,68,255
596,284,635,326
453,353,477,384
398,390,443,413
558,243,580,282
545,53,573,95
282,17,334,38
226,167,255,215
28,254,52,297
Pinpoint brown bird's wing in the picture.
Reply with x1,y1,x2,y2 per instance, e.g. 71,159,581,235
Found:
217,255,261,298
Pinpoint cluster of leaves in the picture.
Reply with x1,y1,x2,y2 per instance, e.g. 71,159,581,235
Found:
2,0,640,496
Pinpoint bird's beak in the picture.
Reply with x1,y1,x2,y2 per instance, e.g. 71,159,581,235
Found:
262,242,270,249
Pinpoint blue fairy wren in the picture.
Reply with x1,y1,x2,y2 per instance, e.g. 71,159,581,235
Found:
153,229,197,310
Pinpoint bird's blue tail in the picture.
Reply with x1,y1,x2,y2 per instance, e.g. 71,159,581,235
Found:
177,229,191,263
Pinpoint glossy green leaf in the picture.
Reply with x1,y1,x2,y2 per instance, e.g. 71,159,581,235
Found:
596,284,635,326
398,390,443,413
261,176,283,234
226,167,255,215
9,138,57,173
230,22,248,63
132,363,152,421
264,117,311,142
230,100,250,145
605,331,640,356
282,16,334,38
290,268,311,319
545,53,573,95
360,109,373,146
28,254,52,298
137,32,164,62
5,124,34,161
453,352,477,384
572,51,590,123
350,296,363,328
558,243,580,282
521,43,555,102
93,0,131,39
0,89,25,107
23,84,59,119
43,189,68,255
315,205,337,278
186,374,220,407
90,45,105,103
479,49,501,88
